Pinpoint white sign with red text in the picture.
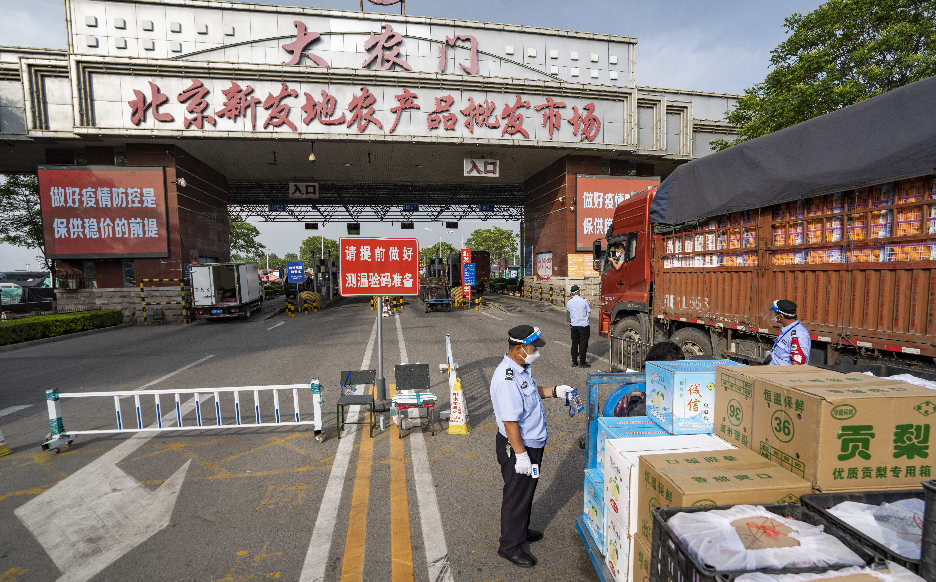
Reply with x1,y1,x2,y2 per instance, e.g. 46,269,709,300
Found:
339,237,419,297
464,159,500,177
461,248,472,303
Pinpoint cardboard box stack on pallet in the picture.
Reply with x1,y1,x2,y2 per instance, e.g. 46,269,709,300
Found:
580,361,935,581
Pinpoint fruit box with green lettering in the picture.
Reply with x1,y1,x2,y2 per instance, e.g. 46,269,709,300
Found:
750,373,936,491
715,366,848,451
635,447,811,548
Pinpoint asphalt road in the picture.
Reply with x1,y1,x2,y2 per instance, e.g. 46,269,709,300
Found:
0,292,609,582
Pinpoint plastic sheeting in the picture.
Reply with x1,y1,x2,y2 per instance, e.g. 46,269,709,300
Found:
667,505,865,571
736,560,923,581
862,372,936,392
828,499,924,560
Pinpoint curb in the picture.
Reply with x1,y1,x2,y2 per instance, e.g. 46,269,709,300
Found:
0,323,135,353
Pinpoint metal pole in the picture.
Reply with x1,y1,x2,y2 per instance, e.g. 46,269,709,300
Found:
375,296,386,402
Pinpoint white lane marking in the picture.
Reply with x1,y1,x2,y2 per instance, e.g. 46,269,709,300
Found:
395,314,454,582
14,356,214,582
300,315,377,582
480,312,503,321
0,404,31,418
266,321,285,331
553,340,610,363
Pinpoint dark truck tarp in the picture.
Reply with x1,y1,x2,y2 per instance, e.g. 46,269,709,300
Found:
650,75,936,226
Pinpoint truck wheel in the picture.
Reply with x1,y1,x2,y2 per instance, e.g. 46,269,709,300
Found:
425,302,430,313
670,327,713,357
242,306,251,320
612,317,645,343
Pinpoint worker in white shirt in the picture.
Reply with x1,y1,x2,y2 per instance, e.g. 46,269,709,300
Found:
566,285,591,367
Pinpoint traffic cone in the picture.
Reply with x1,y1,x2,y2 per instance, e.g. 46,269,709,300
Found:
447,378,471,435
0,425,11,457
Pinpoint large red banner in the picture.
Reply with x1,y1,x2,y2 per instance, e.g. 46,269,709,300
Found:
338,237,420,296
575,175,659,250
38,166,169,258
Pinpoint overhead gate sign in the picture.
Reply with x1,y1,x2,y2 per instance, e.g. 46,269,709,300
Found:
37,166,169,259
339,237,419,296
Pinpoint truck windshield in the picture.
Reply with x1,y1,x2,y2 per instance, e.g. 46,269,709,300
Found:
605,232,639,271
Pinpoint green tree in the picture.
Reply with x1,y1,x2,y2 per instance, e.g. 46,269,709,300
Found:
465,226,518,269
712,0,936,151
0,174,50,270
419,242,457,266
299,236,339,267
229,220,266,258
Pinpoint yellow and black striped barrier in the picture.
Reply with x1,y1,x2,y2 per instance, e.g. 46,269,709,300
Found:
298,291,325,314
139,278,191,325
286,299,297,318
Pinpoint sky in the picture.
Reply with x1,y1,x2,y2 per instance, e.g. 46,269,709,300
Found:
0,0,825,270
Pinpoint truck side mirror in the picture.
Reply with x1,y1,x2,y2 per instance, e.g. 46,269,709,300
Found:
592,240,604,271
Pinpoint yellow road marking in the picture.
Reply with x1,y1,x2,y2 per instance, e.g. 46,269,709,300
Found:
340,387,376,582
389,384,414,582
0,483,57,503
0,567,29,582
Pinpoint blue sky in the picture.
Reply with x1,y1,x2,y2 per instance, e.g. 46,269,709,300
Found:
1,0,824,269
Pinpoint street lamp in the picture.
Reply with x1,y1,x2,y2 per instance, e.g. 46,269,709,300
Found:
424,227,454,258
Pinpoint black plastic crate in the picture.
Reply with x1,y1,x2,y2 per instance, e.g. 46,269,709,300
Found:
650,503,883,582
921,480,936,581
801,489,924,573
815,364,936,384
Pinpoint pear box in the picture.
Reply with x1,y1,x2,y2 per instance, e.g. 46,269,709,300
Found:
596,416,668,476
583,468,605,551
646,360,744,435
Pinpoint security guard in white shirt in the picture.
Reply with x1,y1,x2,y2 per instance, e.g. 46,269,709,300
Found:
490,324,574,568
566,284,592,367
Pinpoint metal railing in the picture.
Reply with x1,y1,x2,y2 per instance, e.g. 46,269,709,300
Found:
609,334,652,372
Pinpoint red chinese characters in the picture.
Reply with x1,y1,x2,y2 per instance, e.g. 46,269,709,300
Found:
263,83,299,130
568,102,602,142
460,98,499,133
534,96,566,140
128,82,174,125
427,95,457,131
389,88,420,133
177,79,216,130
301,90,347,126
346,86,383,133
363,24,411,71
215,81,261,129
282,21,328,66
500,95,531,139
438,35,479,76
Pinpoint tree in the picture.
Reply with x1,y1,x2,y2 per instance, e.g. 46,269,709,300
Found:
0,174,50,270
229,220,266,258
419,242,457,266
299,236,339,267
712,0,936,151
465,226,518,268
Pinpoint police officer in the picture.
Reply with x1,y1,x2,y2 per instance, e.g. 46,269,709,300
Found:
490,324,574,567
566,285,591,367
767,299,811,365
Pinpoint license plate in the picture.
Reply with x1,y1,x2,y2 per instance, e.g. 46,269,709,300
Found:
211,309,223,314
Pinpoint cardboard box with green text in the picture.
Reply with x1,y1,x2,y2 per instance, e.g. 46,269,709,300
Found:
750,373,936,491
632,534,652,582
635,447,812,547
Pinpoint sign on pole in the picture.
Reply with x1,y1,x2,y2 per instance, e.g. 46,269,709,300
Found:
461,248,472,303
287,261,305,283
338,237,419,296
463,263,476,286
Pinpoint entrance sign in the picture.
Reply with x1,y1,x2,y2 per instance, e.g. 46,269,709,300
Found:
287,261,305,283
575,175,660,251
339,237,419,296
465,159,500,177
37,166,168,259
464,263,476,286
288,183,319,199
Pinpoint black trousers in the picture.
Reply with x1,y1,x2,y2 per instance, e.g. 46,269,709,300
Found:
571,325,591,363
496,431,544,556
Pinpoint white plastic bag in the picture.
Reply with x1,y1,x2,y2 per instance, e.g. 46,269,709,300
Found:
862,371,936,391
827,499,924,560
735,560,924,581
666,505,865,571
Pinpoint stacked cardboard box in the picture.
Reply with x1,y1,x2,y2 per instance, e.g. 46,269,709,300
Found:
646,360,743,434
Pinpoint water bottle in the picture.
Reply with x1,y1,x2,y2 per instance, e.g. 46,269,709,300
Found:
565,387,585,417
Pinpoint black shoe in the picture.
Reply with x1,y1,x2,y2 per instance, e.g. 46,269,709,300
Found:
579,361,592,368
497,549,536,568
571,361,578,367
526,529,544,542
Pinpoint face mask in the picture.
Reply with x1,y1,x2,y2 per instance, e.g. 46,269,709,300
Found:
522,345,540,365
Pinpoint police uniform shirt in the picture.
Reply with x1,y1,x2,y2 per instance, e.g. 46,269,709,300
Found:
566,295,591,327
769,320,812,365
490,354,548,448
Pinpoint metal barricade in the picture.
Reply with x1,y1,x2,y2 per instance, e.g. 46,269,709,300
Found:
608,334,652,372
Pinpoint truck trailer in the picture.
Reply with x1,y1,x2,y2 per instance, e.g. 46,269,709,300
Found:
595,75,936,371
191,262,264,321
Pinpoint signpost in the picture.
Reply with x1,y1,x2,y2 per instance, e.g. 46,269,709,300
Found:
286,261,305,283
460,248,472,304
338,237,419,402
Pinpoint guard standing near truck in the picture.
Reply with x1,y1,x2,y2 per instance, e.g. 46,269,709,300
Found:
489,324,574,567
566,285,591,367
767,299,811,365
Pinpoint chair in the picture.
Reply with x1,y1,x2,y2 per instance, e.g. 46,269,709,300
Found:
337,369,377,438
393,364,438,438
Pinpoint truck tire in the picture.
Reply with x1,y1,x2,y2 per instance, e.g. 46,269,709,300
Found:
425,302,430,313
670,327,713,357
242,306,251,320
612,317,646,343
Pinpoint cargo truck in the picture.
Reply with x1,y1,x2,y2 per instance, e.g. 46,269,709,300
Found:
446,250,490,296
594,76,936,371
191,262,264,320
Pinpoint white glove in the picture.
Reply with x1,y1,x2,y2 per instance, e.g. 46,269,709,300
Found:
514,451,532,476
556,385,574,400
